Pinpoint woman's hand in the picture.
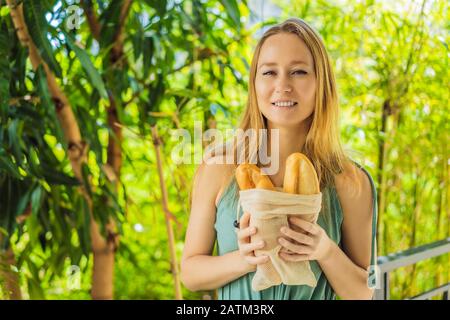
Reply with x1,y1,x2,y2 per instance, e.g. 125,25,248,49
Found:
236,211,270,272
278,216,333,262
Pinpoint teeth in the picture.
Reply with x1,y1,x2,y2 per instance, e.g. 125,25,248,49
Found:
273,101,296,107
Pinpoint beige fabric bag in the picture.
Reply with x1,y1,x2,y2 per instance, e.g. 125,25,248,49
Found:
237,187,322,291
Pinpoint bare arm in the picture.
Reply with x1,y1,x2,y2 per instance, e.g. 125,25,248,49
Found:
318,166,375,299
180,163,267,292
278,165,375,299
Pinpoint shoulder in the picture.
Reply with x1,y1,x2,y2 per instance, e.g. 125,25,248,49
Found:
193,160,236,207
334,162,374,220
334,161,373,198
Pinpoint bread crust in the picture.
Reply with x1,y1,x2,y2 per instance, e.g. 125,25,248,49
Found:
235,163,275,191
283,153,320,195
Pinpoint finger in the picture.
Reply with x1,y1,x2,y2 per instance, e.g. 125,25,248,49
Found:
237,226,256,244
279,247,294,254
280,226,314,246
246,255,270,265
288,217,319,235
279,252,310,262
290,223,307,235
240,240,265,255
278,237,312,254
239,212,251,229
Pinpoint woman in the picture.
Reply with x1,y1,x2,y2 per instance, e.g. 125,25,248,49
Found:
181,18,378,300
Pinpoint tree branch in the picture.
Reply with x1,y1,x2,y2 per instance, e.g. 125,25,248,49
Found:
7,0,117,300
110,0,132,66
80,0,101,40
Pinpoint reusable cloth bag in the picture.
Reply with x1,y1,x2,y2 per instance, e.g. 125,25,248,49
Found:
237,187,322,291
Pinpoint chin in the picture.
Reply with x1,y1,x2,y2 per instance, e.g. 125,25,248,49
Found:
265,117,305,129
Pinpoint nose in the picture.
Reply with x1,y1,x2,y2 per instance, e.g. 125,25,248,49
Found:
275,77,293,93
275,86,292,93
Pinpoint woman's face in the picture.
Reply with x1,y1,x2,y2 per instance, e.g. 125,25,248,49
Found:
255,32,316,129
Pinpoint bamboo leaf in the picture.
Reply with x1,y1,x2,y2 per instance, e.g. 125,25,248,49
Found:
15,186,32,218
0,25,10,111
0,151,22,179
35,65,65,144
78,196,91,257
63,31,108,99
23,0,62,78
30,185,43,216
41,162,80,186
35,65,52,109
14,103,42,123
143,36,154,79
147,72,165,116
98,0,122,46
27,276,46,300
132,18,144,61
165,88,204,99
144,0,167,16
7,119,23,166
219,0,241,30
81,163,93,197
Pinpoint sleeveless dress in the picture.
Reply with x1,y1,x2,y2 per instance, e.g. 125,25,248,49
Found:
213,162,378,300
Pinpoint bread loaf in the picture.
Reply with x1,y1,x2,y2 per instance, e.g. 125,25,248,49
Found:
235,163,275,191
283,153,320,195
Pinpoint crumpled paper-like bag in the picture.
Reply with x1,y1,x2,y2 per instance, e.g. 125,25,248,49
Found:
238,188,322,291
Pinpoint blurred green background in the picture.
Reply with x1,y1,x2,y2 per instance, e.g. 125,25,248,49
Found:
0,0,448,299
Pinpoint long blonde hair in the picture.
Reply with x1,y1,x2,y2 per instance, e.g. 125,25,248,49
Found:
232,18,360,192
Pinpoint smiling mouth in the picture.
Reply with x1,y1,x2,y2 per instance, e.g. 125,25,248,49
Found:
271,101,298,107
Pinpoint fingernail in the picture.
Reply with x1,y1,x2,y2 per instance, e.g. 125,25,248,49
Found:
259,241,264,246
280,227,287,233
251,227,256,232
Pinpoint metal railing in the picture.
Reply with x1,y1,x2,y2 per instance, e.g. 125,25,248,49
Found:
373,237,450,300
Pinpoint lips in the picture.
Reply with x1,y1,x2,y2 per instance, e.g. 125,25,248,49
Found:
271,101,298,107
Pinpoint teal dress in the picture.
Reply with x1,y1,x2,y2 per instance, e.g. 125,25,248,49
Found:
213,162,378,300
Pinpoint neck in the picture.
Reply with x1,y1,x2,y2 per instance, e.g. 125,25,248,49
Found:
262,118,312,184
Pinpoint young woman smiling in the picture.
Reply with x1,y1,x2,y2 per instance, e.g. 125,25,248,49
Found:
181,18,378,300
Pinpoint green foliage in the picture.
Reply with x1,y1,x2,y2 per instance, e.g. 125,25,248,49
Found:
63,31,108,99
282,0,449,299
23,0,62,77
0,0,448,300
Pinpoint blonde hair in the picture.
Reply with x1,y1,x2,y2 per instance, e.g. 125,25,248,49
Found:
202,18,361,198
194,18,361,202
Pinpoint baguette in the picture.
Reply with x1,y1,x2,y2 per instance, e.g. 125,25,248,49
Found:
235,163,275,191
282,153,320,249
283,153,320,195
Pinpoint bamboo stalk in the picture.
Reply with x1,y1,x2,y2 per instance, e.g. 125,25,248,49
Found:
82,0,134,299
105,0,132,179
0,202,33,299
7,0,115,300
0,236,22,300
99,3,133,298
151,124,183,300
80,0,101,40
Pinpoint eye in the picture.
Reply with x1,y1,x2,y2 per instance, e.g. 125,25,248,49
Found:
262,70,275,76
292,70,307,75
